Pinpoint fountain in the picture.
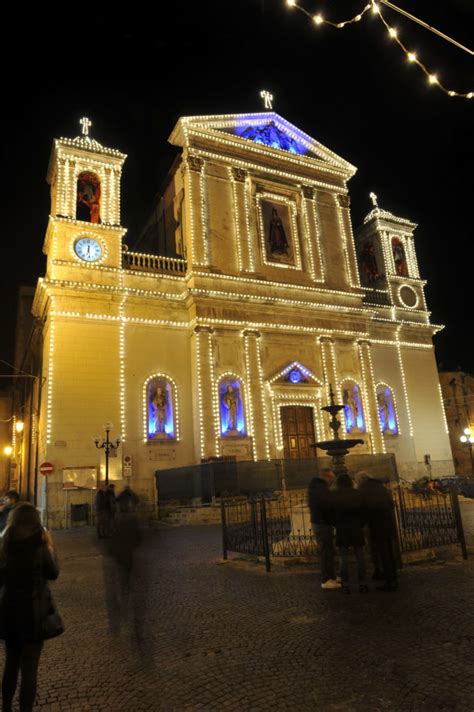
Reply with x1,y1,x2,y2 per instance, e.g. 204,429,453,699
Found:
312,384,364,476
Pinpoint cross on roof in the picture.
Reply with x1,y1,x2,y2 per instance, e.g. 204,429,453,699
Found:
80,117,92,136
369,191,379,208
260,90,273,110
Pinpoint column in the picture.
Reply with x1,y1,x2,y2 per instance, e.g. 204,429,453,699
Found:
337,193,361,288
243,330,270,461
230,167,254,272
357,339,384,453
191,326,216,461
183,155,209,267
301,186,324,282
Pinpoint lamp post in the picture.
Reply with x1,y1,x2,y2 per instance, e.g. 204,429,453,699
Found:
460,427,474,477
94,422,121,487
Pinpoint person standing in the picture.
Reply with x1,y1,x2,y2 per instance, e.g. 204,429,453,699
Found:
95,486,107,539
358,474,398,591
0,491,20,535
0,503,61,712
308,468,340,590
332,474,368,594
104,484,117,538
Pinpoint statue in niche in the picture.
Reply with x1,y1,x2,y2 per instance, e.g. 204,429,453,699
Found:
392,238,408,276
222,384,240,433
77,171,101,223
377,390,396,434
152,386,169,438
268,207,289,255
343,386,362,431
361,241,380,283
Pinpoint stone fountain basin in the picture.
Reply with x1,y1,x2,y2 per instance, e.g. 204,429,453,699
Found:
313,438,364,451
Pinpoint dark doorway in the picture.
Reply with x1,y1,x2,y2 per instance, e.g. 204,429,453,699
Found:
280,406,316,459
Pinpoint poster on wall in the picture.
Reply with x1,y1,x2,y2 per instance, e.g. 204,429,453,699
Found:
259,199,297,266
62,467,97,490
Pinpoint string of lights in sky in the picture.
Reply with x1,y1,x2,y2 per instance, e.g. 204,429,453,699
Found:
285,0,473,99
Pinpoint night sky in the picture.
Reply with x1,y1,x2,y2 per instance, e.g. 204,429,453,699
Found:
1,0,472,372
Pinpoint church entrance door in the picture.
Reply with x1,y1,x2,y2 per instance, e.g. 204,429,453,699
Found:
280,406,316,459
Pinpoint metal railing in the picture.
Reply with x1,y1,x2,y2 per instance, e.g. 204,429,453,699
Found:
221,487,467,572
123,251,187,274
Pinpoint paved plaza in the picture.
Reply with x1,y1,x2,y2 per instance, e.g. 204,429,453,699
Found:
2,512,474,712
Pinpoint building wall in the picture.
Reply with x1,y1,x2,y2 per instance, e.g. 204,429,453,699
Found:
439,371,474,475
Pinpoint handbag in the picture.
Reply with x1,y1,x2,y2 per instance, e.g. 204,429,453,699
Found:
34,548,65,640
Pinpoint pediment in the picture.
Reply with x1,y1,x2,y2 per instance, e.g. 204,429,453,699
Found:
268,361,324,387
169,112,356,177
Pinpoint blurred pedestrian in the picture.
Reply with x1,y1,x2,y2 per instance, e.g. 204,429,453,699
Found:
333,474,368,594
0,503,62,712
104,484,117,537
116,485,139,514
358,473,398,591
95,485,107,539
0,491,20,535
308,468,340,590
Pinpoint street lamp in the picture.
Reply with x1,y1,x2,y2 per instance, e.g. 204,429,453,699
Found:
3,446,12,457
94,422,121,487
460,427,474,477
15,421,24,434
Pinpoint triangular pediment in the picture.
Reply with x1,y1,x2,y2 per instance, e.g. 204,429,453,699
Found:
268,361,324,387
169,112,356,177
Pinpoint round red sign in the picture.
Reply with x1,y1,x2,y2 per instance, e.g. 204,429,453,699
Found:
39,462,54,476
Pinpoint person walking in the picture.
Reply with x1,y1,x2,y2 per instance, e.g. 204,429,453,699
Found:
308,468,340,590
358,474,398,591
95,485,107,539
104,484,117,537
0,503,62,712
332,474,368,594
0,492,20,535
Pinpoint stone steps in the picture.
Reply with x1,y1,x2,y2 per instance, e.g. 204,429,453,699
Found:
158,505,222,526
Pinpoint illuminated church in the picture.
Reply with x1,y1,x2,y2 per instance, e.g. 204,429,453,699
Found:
30,110,452,525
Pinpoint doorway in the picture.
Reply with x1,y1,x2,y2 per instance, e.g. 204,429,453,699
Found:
280,406,316,459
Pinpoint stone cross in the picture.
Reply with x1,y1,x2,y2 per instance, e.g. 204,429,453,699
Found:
80,117,92,136
260,90,273,110
369,191,379,208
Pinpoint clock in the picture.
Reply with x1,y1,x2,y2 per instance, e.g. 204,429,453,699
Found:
74,237,103,262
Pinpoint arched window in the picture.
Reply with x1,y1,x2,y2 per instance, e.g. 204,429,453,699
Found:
342,382,365,433
145,376,176,441
219,376,246,437
391,237,408,276
77,171,101,223
376,384,398,435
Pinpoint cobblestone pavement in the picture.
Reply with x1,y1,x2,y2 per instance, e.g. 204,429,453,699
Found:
2,525,474,712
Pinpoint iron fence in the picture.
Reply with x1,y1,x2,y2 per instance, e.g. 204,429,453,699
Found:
221,486,467,572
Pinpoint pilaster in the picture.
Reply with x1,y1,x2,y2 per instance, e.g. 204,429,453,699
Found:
301,186,324,282
319,337,338,439
243,331,270,460
191,326,216,460
357,340,384,453
183,155,209,267
230,167,254,272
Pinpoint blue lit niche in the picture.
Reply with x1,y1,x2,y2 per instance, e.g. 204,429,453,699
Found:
234,121,307,155
376,386,398,435
147,378,175,440
342,383,365,433
220,378,246,437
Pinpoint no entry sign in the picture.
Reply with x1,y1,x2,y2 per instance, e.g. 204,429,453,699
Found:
39,461,54,476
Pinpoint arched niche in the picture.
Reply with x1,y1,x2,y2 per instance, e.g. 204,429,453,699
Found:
144,375,177,441
376,384,398,435
76,171,101,223
341,381,366,434
391,237,408,276
219,375,246,437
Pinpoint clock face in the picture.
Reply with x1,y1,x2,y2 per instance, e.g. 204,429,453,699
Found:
74,237,102,262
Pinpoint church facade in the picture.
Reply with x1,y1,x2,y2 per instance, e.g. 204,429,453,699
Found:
31,112,453,526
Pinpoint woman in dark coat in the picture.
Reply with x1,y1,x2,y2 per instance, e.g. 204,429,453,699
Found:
0,503,60,712
332,475,368,593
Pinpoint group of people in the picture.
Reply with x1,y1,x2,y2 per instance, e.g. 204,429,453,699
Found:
308,468,398,593
0,491,61,712
95,483,139,539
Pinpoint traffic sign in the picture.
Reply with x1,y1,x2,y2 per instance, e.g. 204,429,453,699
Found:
39,461,54,476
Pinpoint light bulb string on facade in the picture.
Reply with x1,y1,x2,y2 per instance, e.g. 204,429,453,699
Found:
285,0,473,99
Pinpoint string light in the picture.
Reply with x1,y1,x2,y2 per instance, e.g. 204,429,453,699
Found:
286,0,473,99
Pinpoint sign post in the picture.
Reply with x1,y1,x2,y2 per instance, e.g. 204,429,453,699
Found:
39,462,54,476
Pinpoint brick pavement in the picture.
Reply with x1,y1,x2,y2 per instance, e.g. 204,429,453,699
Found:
1,525,474,712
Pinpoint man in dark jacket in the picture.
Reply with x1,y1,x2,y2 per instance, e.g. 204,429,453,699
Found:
358,474,398,591
0,490,20,534
308,468,340,590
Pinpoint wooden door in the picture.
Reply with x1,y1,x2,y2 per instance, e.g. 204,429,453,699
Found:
280,406,316,459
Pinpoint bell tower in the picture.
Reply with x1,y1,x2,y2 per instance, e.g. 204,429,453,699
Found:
43,118,127,273
355,193,427,315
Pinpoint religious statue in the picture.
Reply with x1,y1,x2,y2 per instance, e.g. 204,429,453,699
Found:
343,386,362,431
152,386,168,435
361,241,380,283
77,171,101,224
268,207,289,256
377,391,390,431
392,238,408,276
222,384,239,432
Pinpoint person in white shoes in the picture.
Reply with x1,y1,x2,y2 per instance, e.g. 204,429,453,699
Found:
308,468,340,590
